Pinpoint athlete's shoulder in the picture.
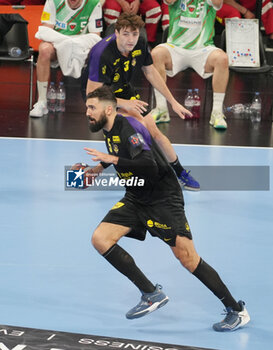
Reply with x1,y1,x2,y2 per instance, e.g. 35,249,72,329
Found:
123,116,152,143
91,34,116,59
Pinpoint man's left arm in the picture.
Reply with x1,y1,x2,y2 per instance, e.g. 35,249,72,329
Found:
142,64,192,119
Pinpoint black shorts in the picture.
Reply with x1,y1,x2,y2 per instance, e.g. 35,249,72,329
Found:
101,195,192,247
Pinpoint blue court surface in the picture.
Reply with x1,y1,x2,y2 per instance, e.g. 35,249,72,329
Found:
0,137,273,350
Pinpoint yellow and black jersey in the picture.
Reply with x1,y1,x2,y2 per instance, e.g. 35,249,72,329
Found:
88,34,153,100
103,115,182,204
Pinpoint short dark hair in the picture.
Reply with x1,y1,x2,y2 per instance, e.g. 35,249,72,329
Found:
86,86,117,107
115,13,144,32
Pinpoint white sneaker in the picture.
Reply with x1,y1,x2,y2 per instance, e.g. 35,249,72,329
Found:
209,111,227,129
29,101,48,118
151,107,170,124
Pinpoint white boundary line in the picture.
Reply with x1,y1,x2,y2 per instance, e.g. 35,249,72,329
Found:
0,136,272,150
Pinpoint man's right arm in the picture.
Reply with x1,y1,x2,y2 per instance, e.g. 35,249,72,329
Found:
41,0,56,27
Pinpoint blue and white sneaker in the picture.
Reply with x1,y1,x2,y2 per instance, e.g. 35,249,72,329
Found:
151,107,170,124
178,169,200,191
213,300,250,332
126,284,169,319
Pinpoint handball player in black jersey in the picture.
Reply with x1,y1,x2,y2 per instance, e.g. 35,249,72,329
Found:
83,86,250,331
86,13,200,191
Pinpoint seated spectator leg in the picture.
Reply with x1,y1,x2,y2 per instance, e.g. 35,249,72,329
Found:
29,41,56,117
103,0,122,27
139,0,162,43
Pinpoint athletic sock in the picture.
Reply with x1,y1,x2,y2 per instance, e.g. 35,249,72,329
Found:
193,258,241,311
212,92,225,113
170,156,184,177
154,88,168,110
37,81,48,103
103,244,155,293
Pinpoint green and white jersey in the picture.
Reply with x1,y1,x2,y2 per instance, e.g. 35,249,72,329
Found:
167,0,220,49
41,0,103,35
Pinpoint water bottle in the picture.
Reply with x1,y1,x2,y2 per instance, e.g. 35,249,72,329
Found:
184,89,194,119
8,47,22,58
47,82,57,112
250,92,262,122
56,82,66,112
225,103,246,119
192,88,201,119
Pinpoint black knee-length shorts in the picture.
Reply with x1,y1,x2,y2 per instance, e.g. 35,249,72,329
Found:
101,195,192,247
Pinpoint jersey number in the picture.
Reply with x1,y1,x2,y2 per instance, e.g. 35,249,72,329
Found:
124,60,130,72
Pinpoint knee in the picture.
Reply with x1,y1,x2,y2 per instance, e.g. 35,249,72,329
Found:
38,42,55,62
174,246,199,272
91,227,107,253
215,50,229,70
151,47,166,66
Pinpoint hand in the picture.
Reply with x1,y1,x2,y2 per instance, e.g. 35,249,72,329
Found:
171,100,193,119
129,0,140,14
119,0,131,12
244,10,255,19
89,163,104,176
84,148,118,164
120,99,148,115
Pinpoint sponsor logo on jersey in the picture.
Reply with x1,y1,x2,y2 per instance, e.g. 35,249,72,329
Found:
147,220,171,230
69,22,77,31
41,11,50,21
132,49,142,57
113,58,120,66
113,144,119,154
114,88,123,93
96,18,103,28
132,58,136,66
55,20,67,30
114,73,120,82
111,201,125,210
188,4,196,13
117,171,133,179
147,220,154,227
129,133,145,148
180,0,186,11
112,136,121,143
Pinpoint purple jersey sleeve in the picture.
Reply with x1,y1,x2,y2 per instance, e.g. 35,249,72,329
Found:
88,34,116,83
125,117,152,159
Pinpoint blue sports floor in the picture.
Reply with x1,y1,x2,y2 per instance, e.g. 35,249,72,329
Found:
0,137,273,350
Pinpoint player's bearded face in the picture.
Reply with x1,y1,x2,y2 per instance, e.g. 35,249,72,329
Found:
88,111,107,132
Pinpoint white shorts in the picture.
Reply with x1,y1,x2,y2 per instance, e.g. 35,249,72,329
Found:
158,43,221,79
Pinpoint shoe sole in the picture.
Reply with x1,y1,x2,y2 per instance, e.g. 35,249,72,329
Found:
213,309,250,332
155,118,170,124
183,185,200,191
29,110,48,118
126,296,169,320
209,120,227,130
